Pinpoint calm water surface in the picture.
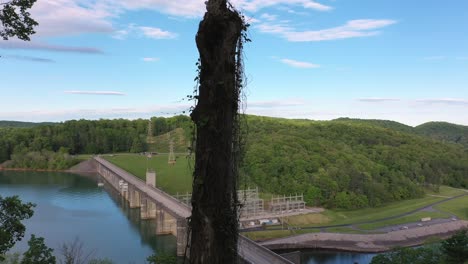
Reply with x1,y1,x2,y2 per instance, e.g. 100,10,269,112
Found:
302,250,376,264
0,171,176,263
1,170,378,264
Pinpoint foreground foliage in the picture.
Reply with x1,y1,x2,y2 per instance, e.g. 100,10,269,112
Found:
371,229,468,264
0,196,34,261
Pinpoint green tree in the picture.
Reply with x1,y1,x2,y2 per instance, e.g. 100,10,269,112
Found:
146,253,177,264
370,247,442,264
0,0,38,41
88,258,114,264
0,196,35,261
441,229,468,264
21,235,56,264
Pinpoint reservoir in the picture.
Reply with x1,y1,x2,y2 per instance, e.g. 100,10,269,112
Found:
0,170,377,264
0,171,176,263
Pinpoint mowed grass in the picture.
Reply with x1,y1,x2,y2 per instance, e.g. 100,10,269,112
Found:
435,195,468,220
322,196,445,226
426,185,467,197
282,196,445,228
325,227,370,234
243,228,319,241
104,154,193,194
284,213,330,226
357,211,450,230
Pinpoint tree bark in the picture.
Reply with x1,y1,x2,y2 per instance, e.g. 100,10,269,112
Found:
189,0,243,263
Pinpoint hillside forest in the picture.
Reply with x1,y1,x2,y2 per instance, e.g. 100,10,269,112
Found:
1,115,467,210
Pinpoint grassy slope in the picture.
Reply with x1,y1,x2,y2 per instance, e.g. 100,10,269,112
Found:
435,195,468,220
104,154,193,194
295,196,444,227
147,128,190,153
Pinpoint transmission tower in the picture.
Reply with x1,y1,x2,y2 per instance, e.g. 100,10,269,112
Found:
168,139,176,165
147,119,155,144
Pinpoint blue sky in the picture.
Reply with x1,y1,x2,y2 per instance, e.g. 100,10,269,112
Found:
1,0,467,126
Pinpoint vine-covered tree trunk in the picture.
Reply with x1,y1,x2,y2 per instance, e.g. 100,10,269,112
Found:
189,0,244,263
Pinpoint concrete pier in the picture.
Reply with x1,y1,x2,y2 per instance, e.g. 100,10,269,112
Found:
94,157,292,263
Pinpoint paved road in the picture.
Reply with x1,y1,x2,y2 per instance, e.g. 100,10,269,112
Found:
242,193,467,233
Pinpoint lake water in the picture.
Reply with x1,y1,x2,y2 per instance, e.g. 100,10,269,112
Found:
302,250,376,264
1,170,377,264
0,171,176,263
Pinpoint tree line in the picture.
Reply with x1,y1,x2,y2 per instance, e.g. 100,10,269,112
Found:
0,116,192,166
1,115,468,209
241,116,468,209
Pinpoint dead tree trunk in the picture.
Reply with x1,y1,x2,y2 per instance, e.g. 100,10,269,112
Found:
189,0,244,263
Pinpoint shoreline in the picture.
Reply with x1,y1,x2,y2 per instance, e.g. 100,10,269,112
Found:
261,220,468,253
0,159,97,174
0,167,68,172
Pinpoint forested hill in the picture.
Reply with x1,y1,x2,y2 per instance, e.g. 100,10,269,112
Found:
243,116,468,209
333,118,415,133
415,122,468,148
1,115,467,209
334,118,468,148
0,121,56,128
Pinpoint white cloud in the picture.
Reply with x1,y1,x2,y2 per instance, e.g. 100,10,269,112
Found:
30,0,114,37
357,98,401,102
139,26,178,39
258,19,397,42
0,103,190,122
64,91,126,96
114,0,331,17
249,98,307,108
0,39,104,54
260,13,277,21
416,98,468,106
112,24,177,40
142,57,159,62
280,58,320,68
234,0,332,12
1,55,55,63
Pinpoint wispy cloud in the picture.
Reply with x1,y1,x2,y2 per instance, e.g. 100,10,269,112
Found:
416,98,468,106
1,55,55,63
258,19,397,42
64,91,126,96
0,103,190,121
260,13,277,21
456,56,468,61
280,58,320,68
249,98,307,108
139,26,178,39
142,57,159,62
115,0,332,17
113,24,177,40
0,40,104,54
237,0,332,12
30,0,114,38
357,98,401,102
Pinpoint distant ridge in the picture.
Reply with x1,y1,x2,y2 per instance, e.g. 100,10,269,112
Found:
333,117,468,148
0,121,57,128
415,121,468,148
333,118,414,133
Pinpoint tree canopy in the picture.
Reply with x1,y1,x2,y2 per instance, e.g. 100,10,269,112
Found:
0,0,38,41
0,195,35,261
